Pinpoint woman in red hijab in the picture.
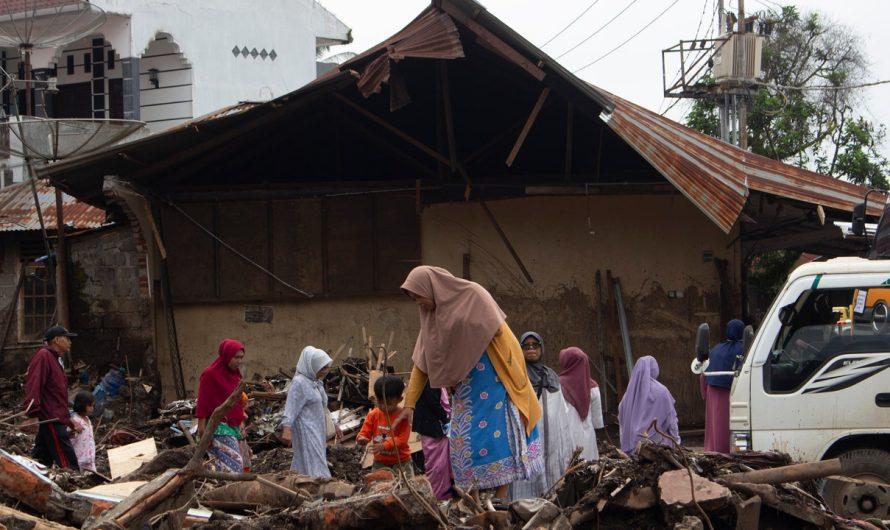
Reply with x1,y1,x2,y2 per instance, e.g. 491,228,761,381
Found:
195,339,247,473
559,347,605,460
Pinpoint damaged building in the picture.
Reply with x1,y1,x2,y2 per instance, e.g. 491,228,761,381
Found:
37,0,881,425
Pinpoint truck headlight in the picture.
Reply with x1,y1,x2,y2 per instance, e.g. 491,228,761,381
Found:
731,431,751,453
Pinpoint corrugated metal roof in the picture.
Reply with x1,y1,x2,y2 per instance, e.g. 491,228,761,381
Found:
595,90,885,233
0,180,105,232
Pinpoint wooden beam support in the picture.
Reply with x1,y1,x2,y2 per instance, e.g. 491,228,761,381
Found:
564,102,574,181
506,87,549,167
480,201,534,284
439,61,458,171
340,114,438,178
129,72,357,181
334,93,453,168
456,15,546,81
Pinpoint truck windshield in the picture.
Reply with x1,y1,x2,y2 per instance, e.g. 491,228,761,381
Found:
766,286,890,393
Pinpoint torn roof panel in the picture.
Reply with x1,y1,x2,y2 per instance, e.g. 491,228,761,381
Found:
599,91,884,232
35,0,883,236
0,180,105,232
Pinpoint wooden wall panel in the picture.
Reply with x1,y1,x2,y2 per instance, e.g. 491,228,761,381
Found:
218,201,269,299
375,194,421,290
271,198,324,296
325,196,374,295
161,202,215,300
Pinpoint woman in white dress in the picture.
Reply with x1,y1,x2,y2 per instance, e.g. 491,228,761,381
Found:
280,346,334,477
512,332,574,499
558,347,604,461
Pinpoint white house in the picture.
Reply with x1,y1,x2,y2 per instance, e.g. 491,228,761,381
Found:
0,0,351,185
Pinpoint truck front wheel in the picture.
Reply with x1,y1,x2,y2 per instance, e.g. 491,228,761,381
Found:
821,449,890,519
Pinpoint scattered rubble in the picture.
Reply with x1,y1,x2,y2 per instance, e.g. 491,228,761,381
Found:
1,364,889,529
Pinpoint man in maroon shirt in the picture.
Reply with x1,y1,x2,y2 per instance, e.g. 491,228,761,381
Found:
23,326,80,470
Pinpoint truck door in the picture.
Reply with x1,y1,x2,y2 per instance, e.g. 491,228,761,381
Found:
751,278,890,460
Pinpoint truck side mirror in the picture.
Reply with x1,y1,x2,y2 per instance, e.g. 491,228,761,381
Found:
695,323,710,362
691,323,711,375
743,325,755,355
852,202,867,237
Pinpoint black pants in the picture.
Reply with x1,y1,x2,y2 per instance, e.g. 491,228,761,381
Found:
32,421,79,471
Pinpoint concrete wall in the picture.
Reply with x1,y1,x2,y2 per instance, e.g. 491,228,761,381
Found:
94,0,351,117
68,226,154,382
158,194,740,425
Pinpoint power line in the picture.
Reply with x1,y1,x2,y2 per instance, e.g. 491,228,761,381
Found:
756,79,890,91
541,0,602,48
660,0,713,112
574,0,682,73
555,0,642,59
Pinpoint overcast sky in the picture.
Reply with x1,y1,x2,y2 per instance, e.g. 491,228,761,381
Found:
321,0,890,159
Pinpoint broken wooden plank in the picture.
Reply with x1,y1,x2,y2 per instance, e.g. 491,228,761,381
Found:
506,87,550,167
613,276,634,379
107,438,158,479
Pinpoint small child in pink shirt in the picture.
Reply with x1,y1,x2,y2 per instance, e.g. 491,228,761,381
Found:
70,391,96,472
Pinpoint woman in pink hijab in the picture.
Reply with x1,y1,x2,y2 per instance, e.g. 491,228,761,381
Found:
559,347,605,460
618,356,680,454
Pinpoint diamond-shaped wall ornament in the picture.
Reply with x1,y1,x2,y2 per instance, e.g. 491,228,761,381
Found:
269,49,277,61
232,45,240,57
250,48,258,58
260,48,268,59
241,47,249,57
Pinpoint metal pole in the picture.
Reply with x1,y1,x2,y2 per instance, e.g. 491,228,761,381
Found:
54,188,68,328
614,278,634,378
738,0,748,150
22,46,32,116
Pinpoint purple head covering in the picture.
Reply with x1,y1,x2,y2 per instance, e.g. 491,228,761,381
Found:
617,356,681,454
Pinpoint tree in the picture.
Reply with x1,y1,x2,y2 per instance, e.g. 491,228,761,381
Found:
686,6,889,189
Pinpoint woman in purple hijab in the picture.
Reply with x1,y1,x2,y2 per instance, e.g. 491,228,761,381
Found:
618,356,680,454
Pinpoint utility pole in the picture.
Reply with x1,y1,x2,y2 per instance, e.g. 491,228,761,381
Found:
737,0,748,150
660,0,763,149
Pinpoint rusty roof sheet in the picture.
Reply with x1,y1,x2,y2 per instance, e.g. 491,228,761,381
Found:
597,89,884,232
0,180,105,232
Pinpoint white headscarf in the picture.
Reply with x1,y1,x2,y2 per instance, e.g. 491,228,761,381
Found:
296,346,332,380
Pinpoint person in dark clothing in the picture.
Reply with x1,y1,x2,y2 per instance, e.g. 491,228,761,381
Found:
412,382,453,500
701,319,744,454
23,326,79,470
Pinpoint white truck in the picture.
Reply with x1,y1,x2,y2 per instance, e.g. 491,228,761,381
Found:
703,256,890,519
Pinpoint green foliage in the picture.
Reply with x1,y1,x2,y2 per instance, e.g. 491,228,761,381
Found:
685,5,889,189
748,250,801,302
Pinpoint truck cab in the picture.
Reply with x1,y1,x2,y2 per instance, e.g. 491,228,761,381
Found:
729,257,890,518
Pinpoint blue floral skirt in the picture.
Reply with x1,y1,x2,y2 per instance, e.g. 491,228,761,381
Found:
449,352,543,490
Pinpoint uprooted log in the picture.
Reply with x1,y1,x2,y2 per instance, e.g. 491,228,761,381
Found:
200,472,351,510
0,503,79,530
721,458,843,485
84,383,246,529
0,449,92,524
291,476,438,530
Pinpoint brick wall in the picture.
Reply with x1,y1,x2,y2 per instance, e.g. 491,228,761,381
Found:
68,225,155,382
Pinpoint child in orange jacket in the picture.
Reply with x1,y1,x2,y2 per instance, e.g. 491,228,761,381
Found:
357,375,413,477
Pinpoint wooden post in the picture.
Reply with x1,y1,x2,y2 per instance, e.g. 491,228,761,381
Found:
506,87,550,167
54,188,68,328
564,102,574,181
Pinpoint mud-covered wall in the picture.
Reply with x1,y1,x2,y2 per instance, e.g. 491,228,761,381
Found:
162,194,740,425
166,296,418,399
421,195,741,425
68,226,155,382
